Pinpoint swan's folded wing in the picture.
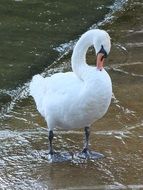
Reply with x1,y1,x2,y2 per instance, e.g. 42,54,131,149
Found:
45,72,82,95
30,72,83,118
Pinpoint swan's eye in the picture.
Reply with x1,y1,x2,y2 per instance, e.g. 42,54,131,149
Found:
98,45,107,58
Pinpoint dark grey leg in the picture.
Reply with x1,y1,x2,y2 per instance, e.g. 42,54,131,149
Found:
46,130,72,162
82,126,90,154
74,126,104,160
48,130,54,155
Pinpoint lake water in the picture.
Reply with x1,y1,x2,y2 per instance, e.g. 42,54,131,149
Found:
0,0,143,189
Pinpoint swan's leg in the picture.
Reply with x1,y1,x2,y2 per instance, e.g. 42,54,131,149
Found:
82,126,90,154
75,126,104,160
48,130,54,155
44,129,72,162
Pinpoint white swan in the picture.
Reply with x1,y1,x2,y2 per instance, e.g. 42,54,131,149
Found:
30,29,112,160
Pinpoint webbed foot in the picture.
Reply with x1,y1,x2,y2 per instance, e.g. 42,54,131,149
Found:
74,148,104,160
41,151,73,163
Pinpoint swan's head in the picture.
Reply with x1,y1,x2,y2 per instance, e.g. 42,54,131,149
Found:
93,29,111,71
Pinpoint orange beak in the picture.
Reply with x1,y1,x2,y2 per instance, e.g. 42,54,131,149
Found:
96,53,105,71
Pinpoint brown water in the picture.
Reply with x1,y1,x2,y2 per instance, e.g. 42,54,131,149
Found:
0,0,143,189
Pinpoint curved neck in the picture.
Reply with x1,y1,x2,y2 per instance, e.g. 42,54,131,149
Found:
71,31,94,80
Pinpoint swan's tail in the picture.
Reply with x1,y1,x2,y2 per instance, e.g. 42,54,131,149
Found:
30,74,46,106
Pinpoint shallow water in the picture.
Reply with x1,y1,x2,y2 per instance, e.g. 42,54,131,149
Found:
0,0,143,189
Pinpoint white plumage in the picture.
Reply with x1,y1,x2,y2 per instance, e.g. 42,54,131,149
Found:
30,29,112,158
